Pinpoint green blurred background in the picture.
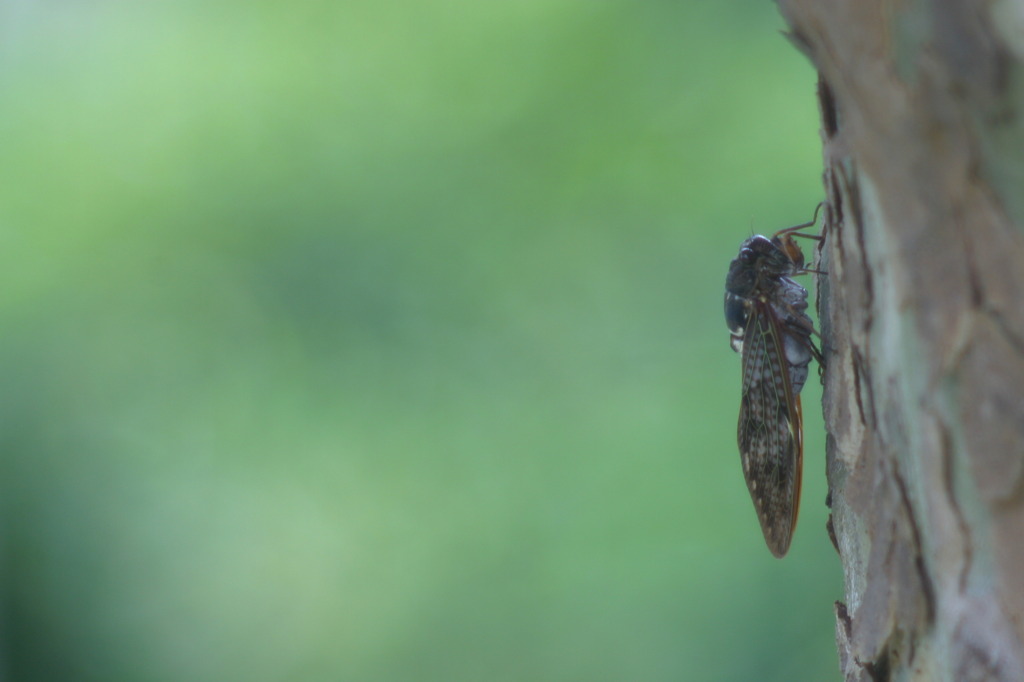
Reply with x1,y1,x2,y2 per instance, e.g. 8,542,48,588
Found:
0,1,841,680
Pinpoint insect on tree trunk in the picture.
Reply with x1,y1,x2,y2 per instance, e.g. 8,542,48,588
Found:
775,1,1024,680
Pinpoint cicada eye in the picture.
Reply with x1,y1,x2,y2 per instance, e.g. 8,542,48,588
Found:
724,293,748,334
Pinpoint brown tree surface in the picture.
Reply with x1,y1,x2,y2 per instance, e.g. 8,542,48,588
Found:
776,1,1024,680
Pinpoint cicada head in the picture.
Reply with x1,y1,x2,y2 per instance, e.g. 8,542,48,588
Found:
725,235,798,301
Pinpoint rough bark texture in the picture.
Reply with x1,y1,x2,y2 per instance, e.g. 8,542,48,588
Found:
775,1,1024,680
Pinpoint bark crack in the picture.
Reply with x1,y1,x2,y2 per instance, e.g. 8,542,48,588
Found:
956,206,986,309
938,418,973,593
987,308,1024,358
953,616,1007,682
818,75,839,139
892,462,937,624
835,162,876,428
848,182,874,339
851,350,870,427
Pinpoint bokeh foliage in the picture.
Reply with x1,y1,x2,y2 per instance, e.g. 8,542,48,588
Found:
0,1,839,680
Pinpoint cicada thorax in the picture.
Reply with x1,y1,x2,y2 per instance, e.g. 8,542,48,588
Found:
724,220,823,558
724,234,815,367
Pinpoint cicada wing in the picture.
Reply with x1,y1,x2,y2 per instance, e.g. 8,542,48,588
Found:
737,300,804,558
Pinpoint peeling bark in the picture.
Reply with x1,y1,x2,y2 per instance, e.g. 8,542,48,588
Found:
776,1,1024,680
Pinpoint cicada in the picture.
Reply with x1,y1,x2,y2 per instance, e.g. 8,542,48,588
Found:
724,209,824,557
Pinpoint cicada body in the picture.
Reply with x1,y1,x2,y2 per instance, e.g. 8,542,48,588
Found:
725,220,823,557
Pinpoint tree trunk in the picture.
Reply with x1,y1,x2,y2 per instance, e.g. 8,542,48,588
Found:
775,1,1024,680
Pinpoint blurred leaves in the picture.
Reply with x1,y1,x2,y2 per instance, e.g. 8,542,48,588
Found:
0,1,837,681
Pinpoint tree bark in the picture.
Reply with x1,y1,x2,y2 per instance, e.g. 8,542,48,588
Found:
775,1,1024,680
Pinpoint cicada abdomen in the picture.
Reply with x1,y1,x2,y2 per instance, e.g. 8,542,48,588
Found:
724,214,824,557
